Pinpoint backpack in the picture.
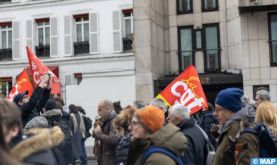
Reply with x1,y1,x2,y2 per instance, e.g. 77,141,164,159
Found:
229,124,277,159
83,116,92,139
141,146,184,165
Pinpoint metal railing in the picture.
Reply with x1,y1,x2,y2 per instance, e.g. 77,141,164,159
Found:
35,44,50,58
74,41,89,55
0,48,12,61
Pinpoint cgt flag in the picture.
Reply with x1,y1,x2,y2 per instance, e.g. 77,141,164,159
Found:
156,65,208,115
26,46,61,94
7,69,33,101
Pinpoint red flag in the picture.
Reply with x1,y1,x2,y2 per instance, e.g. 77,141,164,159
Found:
7,69,33,101
156,65,208,115
26,47,61,94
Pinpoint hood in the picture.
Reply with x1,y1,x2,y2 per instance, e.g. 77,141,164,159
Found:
11,126,64,161
42,109,62,117
149,123,187,155
223,105,255,129
178,118,196,130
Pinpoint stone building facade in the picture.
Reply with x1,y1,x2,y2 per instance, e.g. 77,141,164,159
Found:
134,0,277,102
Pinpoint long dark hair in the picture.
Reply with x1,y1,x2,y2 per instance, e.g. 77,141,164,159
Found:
0,99,21,165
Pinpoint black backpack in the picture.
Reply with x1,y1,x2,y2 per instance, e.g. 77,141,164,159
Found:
83,116,92,139
229,124,277,159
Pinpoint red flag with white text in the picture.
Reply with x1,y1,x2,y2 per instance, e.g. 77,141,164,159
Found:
7,69,33,101
156,65,208,115
26,47,61,94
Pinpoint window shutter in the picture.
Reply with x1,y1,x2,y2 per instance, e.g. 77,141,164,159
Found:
89,12,99,54
50,17,58,57
26,20,33,49
33,21,38,47
12,21,20,60
64,15,72,56
113,10,122,52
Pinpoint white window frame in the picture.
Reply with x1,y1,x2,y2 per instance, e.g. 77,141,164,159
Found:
75,17,89,42
1,25,12,49
123,12,133,38
37,21,50,46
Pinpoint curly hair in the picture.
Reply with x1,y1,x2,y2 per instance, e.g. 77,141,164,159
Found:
113,105,137,136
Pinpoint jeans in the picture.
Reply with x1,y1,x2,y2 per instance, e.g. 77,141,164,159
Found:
80,138,88,165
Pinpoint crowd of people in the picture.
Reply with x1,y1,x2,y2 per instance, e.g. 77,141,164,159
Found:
0,75,92,165
1,74,277,165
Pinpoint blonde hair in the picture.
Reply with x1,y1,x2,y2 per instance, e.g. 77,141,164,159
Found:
255,101,277,128
113,105,137,136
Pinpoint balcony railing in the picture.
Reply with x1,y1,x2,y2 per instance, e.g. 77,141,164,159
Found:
239,0,277,13
35,44,50,58
0,48,12,61
74,41,89,55
123,37,133,52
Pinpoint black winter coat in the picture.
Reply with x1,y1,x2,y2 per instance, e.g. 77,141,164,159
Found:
17,86,50,126
116,133,131,165
178,119,207,165
198,111,218,148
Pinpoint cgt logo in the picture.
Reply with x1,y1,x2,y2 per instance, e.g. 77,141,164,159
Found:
251,158,277,165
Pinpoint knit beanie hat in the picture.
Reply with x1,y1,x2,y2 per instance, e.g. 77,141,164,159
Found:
215,88,244,113
25,116,49,129
136,105,165,133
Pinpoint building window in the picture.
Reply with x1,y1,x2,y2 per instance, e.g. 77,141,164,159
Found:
177,0,193,14
203,24,220,72
195,30,202,50
123,9,133,52
74,14,89,55
0,77,12,98
35,18,50,58
178,26,194,70
269,13,277,66
202,0,218,11
0,22,12,61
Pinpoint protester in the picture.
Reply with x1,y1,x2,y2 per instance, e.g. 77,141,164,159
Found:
69,104,85,165
24,115,66,165
11,126,64,165
167,104,206,165
113,101,122,114
133,100,145,109
213,88,258,165
0,99,22,165
127,105,187,165
255,101,277,145
54,97,73,165
93,100,118,165
13,74,52,126
113,105,137,165
149,98,168,113
0,99,64,165
241,95,255,108
77,106,92,165
255,90,271,108
198,103,218,148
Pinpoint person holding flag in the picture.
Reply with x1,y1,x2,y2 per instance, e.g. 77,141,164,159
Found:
13,74,52,126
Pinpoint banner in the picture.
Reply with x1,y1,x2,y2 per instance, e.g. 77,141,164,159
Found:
7,69,33,101
26,47,61,94
156,65,208,115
